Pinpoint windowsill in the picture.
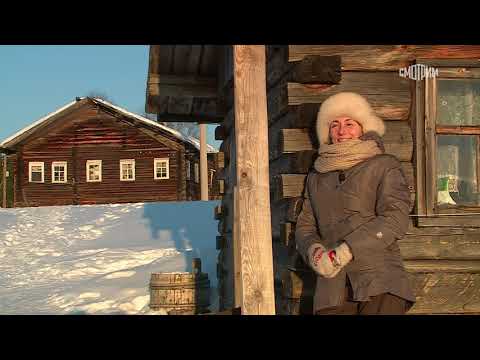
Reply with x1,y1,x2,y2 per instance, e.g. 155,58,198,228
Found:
416,214,480,227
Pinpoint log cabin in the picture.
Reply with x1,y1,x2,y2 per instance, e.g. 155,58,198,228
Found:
0,97,220,207
145,45,480,315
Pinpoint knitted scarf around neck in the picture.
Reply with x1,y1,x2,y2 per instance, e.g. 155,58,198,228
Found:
313,137,383,174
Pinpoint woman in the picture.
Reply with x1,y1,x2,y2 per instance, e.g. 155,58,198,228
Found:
295,92,416,315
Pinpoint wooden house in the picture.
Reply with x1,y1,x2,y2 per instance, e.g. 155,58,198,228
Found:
145,45,480,315
0,97,220,208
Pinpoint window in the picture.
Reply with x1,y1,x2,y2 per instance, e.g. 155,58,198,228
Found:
52,161,67,183
154,158,169,180
120,159,135,181
194,162,199,183
86,160,102,182
416,59,480,225
29,162,44,183
186,160,191,180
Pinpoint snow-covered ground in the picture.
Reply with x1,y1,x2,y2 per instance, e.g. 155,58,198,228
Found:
0,201,220,315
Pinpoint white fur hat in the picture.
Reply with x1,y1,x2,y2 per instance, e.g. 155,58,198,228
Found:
316,92,385,145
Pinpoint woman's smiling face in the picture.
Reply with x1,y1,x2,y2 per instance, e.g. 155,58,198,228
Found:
329,116,363,144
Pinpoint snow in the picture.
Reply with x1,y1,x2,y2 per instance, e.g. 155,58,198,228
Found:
0,201,220,315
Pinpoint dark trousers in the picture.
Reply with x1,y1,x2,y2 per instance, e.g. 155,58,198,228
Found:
315,280,409,315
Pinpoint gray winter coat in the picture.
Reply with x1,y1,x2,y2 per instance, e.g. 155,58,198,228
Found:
295,153,416,312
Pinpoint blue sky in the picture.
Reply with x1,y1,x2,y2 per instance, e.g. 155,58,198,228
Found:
0,45,221,148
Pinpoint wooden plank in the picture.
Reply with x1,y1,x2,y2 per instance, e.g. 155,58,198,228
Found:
215,152,225,169
417,58,480,68
199,45,218,76
157,45,174,73
289,45,480,71
436,126,480,135
415,78,427,216
437,67,480,79
233,45,275,315
424,77,437,216
288,72,411,121
417,215,480,228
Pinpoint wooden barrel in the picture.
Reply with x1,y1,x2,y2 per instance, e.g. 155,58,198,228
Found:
149,258,211,315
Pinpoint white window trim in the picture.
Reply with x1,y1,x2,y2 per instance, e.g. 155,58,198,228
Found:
29,162,44,183
51,161,68,184
86,160,102,182
186,160,191,180
120,159,136,181
194,162,199,184
154,158,170,180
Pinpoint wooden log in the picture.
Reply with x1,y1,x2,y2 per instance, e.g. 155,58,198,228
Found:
273,122,413,162
281,269,480,314
399,232,480,260
288,72,411,121
148,74,217,98
288,45,480,71
272,162,415,201
233,45,275,314
216,235,226,250
218,179,225,194
408,272,480,314
215,152,225,169
269,151,316,178
290,55,341,84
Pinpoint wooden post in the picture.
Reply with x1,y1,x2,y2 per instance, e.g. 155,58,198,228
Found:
233,45,275,315
199,122,209,201
2,155,6,208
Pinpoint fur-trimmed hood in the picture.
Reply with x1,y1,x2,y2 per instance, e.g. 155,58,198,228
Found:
316,92,385,145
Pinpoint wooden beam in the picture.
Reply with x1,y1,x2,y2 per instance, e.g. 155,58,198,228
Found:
289,45,480,71
155,112,223,124
287,72,411,121
199,123,208,201
148,74,217,98
233,45,275,315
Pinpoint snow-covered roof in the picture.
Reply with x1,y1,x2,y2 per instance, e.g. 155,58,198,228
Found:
1,97,218,153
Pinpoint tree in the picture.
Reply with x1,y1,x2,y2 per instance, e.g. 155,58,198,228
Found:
139,110,200,138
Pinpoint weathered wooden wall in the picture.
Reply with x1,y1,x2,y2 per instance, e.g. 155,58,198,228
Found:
214,45,236,311
267,45,480,315
12,102,218,207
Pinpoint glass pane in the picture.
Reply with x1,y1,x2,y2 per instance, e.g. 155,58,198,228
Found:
31,172,42,182
437,79,480,125
436,135,479,206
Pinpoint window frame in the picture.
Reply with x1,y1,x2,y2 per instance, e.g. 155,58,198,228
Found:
154,158,170,180
120,159,136,182
29,161,44,183
86,160,102,183
186,159,191,180
416,59,480,227
194,162,199,184
51,161,68,184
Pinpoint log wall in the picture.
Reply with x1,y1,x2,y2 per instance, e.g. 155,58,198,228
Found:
267,45,480,315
